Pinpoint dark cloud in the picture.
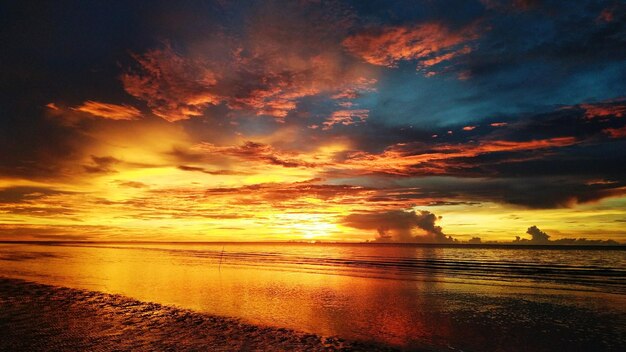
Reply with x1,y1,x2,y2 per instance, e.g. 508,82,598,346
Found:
0,186,73,204
0,186,79,218
513,225,619,245
342,210,455,243
461,1,626,80
526,225,550,243
392,177,626,209
321,99,626,210
0,224,108,241
549,238,620,245
0,105,91,180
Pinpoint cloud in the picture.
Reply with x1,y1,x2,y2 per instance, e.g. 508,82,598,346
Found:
514,225,619,245
45,101,142,126
122,45,222,122
343,22,479,76
341,209,455,243
526,225,550,243
577,100,626,119
177,165,247,175
322,109,369,130
193,141,320,168
450,2,626,91
120,1,378,122
204,179,372,207
0,186,73,204
329,98,626,182
0,186,79,218
604,126,626,138
82,155,121,174
408,176,626,209
0,105,94,180
122,43,376,122
2,0,626,243
72,101,142,120
341,137,578,176
115,180,149,189
330,77,377,100
0,224,109,241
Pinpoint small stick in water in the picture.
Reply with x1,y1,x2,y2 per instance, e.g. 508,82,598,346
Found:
219,246,224,271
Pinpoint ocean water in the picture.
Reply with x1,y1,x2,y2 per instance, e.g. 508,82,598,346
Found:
1,242,624,351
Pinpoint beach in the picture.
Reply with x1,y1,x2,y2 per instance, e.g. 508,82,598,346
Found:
0,278,395,352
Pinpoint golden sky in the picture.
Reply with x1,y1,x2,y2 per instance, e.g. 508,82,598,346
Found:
1,1,626,243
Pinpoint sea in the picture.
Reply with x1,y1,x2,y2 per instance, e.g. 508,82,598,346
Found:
1,242,624,351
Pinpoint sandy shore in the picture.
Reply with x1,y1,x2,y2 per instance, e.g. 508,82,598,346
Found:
0,278,398,352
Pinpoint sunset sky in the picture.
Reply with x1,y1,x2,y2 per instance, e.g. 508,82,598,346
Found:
1,0,625,243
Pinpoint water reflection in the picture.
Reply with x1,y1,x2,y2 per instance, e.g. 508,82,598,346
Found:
0,243,624,351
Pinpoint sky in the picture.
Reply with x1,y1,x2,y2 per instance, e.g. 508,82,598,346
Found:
1,0,625,243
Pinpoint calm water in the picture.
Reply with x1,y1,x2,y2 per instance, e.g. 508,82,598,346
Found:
1,242,625,351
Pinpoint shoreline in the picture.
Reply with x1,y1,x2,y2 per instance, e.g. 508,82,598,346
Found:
0,277,398,352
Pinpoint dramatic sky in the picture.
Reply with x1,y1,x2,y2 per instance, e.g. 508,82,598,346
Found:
1,0,626,242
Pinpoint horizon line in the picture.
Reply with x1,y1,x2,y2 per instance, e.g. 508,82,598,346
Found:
1,240,624,248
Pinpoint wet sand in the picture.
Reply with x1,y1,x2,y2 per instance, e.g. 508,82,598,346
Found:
0,278,397,352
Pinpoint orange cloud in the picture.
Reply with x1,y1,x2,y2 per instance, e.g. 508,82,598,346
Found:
122,46,221,122
116,2,376,121
45,103,60,110
471,137,577,153
204,179,373,206
122,28,377,122
330,77,378,100
419,48,467,68
490,122,508,127
189,136,578,177
186,137,578,178
343,22,478,75
603,126,626,139
193,141,320,168
323,109,369,130
580,102,626,119
73,101,142,120
462,125,477,131
342,137,578,176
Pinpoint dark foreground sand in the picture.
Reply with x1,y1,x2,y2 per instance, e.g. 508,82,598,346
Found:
0,278,397,352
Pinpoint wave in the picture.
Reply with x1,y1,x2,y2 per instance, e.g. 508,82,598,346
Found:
71,243,626,294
